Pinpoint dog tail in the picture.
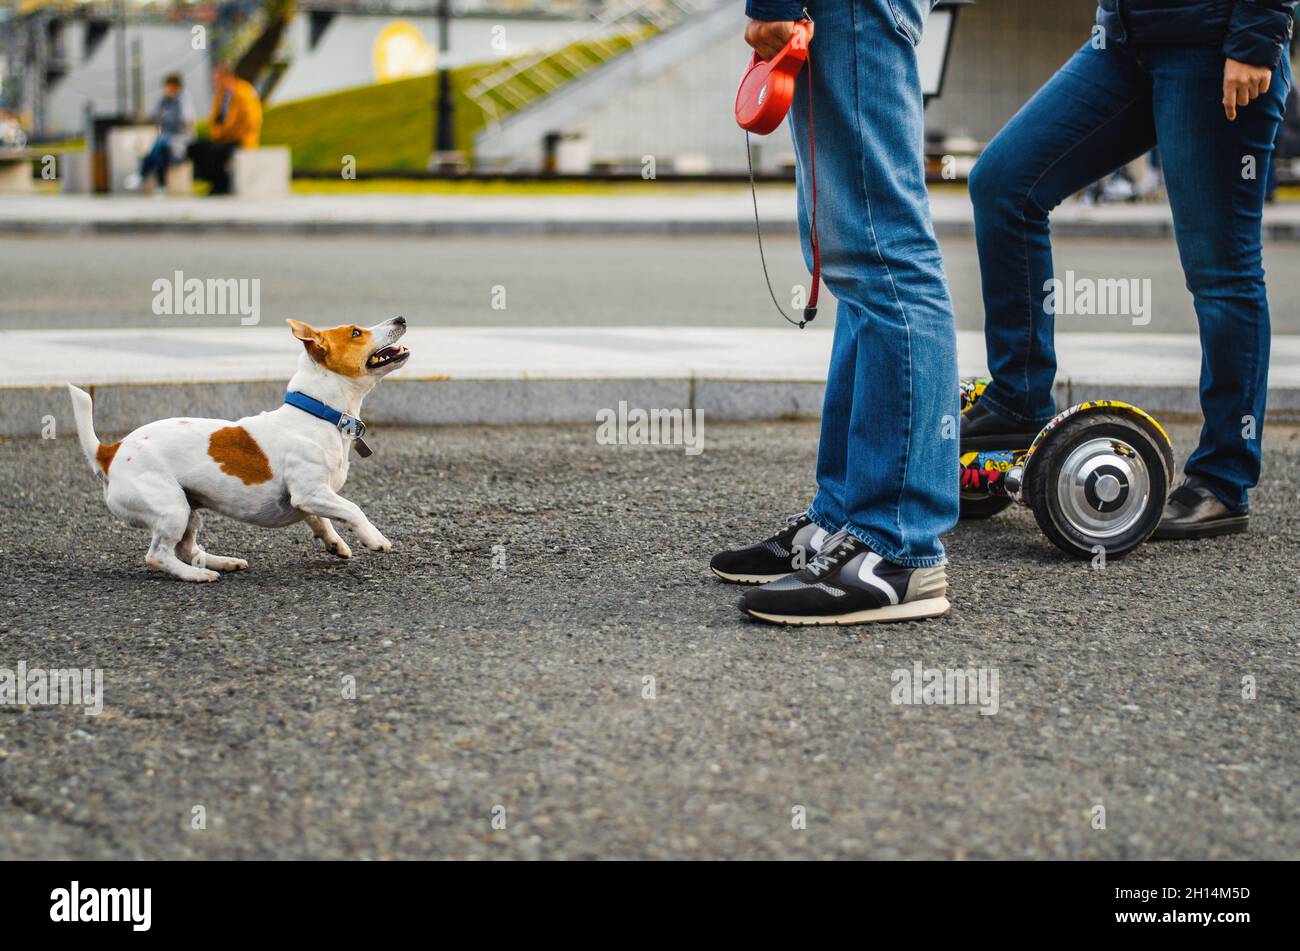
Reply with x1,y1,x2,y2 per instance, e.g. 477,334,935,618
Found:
67,384,106,478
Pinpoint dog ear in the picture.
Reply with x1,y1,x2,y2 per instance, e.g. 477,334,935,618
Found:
287,319,326,363
287,319,319,341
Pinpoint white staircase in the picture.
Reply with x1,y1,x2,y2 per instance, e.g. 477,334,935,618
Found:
467,0,713,125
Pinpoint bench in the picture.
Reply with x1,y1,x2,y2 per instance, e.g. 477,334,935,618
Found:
0,149,36,193
232,146,291,199
165,160,194,196
0,146,84,192
55,140,284,197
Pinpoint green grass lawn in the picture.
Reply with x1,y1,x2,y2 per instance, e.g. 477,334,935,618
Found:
261,31,649,173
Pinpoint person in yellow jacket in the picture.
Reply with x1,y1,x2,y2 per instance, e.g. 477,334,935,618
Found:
188,64,262,195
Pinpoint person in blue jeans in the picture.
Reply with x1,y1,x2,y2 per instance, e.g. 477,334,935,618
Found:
963,1,1296,540
711,0,959,625
129,73,195,194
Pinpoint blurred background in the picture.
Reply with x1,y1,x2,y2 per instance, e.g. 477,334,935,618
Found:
1,0,1114,174
6,0,694,174
0,0,1298,337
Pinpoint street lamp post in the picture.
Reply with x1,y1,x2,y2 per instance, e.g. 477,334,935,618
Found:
432,0,456,162
115,0,128,116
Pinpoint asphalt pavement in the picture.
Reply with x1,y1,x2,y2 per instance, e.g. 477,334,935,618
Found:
1,419,1297,859
5,232,1300,334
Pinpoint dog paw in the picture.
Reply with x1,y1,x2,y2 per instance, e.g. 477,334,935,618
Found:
326,541,353,559
188,569,221,583
364,535,393,553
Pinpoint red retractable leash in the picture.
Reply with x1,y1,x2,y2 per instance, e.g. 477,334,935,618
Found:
735,16,818,328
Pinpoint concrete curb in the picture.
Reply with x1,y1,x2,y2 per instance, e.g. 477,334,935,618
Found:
7,192,1300,240
5,376,1298,439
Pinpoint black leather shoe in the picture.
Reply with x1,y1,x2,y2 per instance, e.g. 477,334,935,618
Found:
1151,479,1249,540
960,401,1049,451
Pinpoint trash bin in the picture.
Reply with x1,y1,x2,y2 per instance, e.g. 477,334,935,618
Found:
89,115,141,193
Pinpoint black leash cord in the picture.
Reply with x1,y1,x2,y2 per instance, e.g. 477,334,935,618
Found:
746,129,807,329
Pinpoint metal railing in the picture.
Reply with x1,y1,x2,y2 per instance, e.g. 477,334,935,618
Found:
466,0,710,124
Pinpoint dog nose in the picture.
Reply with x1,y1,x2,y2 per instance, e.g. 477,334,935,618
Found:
393,316,406,326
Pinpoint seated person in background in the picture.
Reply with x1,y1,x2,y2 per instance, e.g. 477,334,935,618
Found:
188,64,262,196
128,73,194,194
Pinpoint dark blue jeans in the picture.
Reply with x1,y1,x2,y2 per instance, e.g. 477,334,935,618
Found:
140,137,174,188
970,40,1292,511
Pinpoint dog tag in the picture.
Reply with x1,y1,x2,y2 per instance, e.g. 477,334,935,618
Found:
353,437,374,458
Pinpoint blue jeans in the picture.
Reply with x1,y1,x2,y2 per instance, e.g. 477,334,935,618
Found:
970,39,1292,511
789,0,958,567
140,137,174,188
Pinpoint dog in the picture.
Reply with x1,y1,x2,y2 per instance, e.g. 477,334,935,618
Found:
67,317,410,582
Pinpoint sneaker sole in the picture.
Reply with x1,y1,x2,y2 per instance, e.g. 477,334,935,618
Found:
710,567,791,585
1151,516,1249,541
743,596,951,626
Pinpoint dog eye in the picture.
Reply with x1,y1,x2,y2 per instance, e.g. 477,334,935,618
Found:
351,328,361,338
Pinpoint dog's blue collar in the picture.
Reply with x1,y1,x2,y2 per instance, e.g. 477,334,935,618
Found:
285,391,365,437
284,391,372,457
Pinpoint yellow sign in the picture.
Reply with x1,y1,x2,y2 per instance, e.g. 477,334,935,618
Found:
373,21,437,82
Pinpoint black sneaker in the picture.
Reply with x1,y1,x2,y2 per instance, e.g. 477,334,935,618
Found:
738,532,950,626
710,513,831,585
961,400,1050,451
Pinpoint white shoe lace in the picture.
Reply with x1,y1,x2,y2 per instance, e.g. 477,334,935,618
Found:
804,530,855,578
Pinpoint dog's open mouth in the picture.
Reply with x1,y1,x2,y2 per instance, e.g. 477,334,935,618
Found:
366,345,410,370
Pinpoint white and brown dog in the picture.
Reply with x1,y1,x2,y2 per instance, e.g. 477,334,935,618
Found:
67,317,410,582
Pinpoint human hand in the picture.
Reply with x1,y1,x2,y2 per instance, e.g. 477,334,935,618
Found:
1223,58,1272,121
744,19,813,61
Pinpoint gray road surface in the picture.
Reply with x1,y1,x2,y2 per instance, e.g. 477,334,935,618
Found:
1,419,1297,859
4,233,1299,334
